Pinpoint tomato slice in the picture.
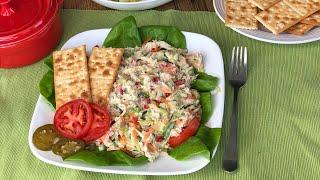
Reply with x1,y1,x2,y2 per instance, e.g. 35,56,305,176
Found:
168,118,200,148
82,103,111,143
54,99,93,139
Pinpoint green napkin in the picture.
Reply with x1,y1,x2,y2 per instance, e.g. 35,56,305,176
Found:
0,9,319,179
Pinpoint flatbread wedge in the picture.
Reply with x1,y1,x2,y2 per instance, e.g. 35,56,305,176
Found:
52,45,92,108
88,47,124,107
248,0,280,10
225,1,258,30
255,1,303,35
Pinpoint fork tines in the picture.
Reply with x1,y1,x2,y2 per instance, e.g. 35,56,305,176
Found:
229,46,248,85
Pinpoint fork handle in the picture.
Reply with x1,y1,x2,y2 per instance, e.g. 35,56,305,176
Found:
222,87,239,172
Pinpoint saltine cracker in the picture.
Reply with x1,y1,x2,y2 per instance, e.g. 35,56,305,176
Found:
225,1,258,30
52,45,92,108
88,47,124,107
301,11,320,25
248,0,280,10
283,0,320,16
255,1,303,34
287,22,317,35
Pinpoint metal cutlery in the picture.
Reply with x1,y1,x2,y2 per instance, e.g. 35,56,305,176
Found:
222,46,248,173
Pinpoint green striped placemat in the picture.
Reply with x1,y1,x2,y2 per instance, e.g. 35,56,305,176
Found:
0,9,319,179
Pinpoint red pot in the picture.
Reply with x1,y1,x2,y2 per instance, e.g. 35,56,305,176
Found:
0,0,63,68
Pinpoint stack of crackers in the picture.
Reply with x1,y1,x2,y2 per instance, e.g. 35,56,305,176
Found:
53,45,124,108
225,0,320,35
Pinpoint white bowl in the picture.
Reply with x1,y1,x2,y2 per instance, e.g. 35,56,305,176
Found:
92,0,172,10
28,29,225,175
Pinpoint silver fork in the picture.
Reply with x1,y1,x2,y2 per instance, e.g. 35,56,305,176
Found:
222,46,248,173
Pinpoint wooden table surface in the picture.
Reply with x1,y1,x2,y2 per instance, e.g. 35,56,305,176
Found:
63,0,214,11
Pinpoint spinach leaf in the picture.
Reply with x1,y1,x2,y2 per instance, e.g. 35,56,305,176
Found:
191,79,217,91
168,137,210,160
39,70,55,108
103,150,148,165
195,126,221,157
197,72,218,83
139,25,186,49
65,150,107,166
44,55,53,70
191,72,218,91
103,16,142,48
199,92,213,124
65,150,148,166
40,55,55,108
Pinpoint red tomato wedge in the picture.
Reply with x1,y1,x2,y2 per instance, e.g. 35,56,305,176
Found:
168,118,200,148
82,103,111,143
54,99,93,139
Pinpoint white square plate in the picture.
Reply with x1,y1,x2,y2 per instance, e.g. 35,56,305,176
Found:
28,29,225,175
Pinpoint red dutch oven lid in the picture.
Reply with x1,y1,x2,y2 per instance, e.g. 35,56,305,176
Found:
0,0,63,68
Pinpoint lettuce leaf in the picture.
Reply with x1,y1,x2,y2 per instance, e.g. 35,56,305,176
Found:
199,92,213,124
191,72,219,91
191,78,218,91
168,71,221,161
195,126,221,158
139,25,186,49
65,150,148,166
103,17,186,49
103,16,142,48
39,70,55,108
39,55,56,108
197,72,218,83
43,55,53,70
168,137,210,160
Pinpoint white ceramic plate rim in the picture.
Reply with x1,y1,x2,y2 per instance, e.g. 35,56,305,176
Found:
96,0,166,5
213,0,320,44
92,0,172,10
28,29,225,175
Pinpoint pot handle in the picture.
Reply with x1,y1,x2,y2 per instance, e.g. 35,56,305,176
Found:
58,0,64,8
